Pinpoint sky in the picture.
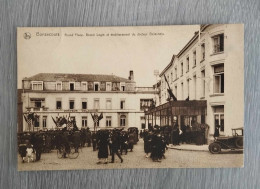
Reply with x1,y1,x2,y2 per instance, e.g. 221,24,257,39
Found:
17,25,199,88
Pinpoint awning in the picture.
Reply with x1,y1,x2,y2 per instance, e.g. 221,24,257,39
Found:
145,100,207,116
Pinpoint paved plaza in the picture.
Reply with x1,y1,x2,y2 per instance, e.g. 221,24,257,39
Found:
18,140,243,171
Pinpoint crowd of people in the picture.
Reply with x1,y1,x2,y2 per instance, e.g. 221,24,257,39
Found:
17,125,139,164
18,122,209,164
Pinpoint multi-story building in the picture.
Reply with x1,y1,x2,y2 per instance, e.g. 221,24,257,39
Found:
155,24,244,136
19,71,158,131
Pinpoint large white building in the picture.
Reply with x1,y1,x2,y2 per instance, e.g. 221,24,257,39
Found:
18,71,157,131
152,24,244,136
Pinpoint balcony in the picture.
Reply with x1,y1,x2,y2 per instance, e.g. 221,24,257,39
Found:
25,107,49,111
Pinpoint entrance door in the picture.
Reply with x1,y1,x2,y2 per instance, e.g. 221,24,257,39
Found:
213,106,224,135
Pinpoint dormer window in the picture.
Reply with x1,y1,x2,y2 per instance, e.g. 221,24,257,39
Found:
106,82,112,91
120,82,126,91
94,82,99,91
32,81,43,90
56,82,62,91
81,82,87,91
69,82,75,91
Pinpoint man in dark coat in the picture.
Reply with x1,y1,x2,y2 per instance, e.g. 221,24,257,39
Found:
110,130,123,163
214,125,220,138
30,133,44,161
120,131,128,155
128,132,135,152
91,132,97,151
171,126,180,146
96,130,109,164
143,130,152,158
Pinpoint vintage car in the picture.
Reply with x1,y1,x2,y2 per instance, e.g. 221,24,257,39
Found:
208,127,243,154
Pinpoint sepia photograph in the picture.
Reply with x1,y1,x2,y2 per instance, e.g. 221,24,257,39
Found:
17,24,244,171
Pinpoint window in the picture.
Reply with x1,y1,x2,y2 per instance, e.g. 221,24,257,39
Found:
120,100,125,109
175,67,177,79
82,117,87,127
81,82,87,91
140,99,153,111
201,43,205,61
193,51,196,67
120,82,125,91
56,99,62,109
106,99,112,109
82,99,87,109
213,65,224,93
212,33,224,53
94,82,99,91
106,82,112,91
34,115,40,127
30,98,45,108
181,62,183,76
56,82,62,90
201,70,205,97
120,115,126,126
187,79,190,97
70,83,75,91
42,116,47,128
69,99,75,109
186,56,189,72
94,99,100,109
174,85,177,97
140,116,145,129
181,82,184,100
161,80,164,91
214,106,224,133
193,75,197,99
32,81,43,90
106,116,112,127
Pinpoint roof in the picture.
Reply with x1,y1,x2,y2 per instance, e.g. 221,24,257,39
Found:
159,55,176,76
159,25,211,76
23,73,135,83
177,25,210,58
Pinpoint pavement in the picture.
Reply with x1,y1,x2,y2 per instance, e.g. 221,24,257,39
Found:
168,144,209,152
18,139,243,171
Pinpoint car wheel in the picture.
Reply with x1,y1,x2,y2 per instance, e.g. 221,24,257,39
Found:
235,138,243,149
209,143,221,154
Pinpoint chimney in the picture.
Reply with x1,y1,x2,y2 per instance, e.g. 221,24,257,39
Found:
129,70,134,81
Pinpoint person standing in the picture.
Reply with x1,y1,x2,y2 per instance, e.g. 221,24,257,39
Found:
91,131,97,151
214,125,220,139
128,132,135,152
96,130,109,164
110,130,123,163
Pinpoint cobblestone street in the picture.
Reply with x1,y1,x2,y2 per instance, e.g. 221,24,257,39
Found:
18,140,243,171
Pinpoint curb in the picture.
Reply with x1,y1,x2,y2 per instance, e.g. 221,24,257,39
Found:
168,146,209,152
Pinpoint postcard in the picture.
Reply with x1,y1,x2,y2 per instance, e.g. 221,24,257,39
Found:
17,24,244,170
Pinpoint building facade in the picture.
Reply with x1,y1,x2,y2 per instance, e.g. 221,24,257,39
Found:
19,71,158,131
158,24,244,136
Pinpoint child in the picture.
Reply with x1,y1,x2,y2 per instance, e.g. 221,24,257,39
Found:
26,144,34,163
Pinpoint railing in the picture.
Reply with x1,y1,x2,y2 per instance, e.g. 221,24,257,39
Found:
135,87,156,92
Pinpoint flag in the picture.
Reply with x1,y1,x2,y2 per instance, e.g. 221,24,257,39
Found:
98,113,103,121
52,116,57,126
164,74,177,101
24,114,32,131
91,113,99,124
67,121,73,128
167,88,177,101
